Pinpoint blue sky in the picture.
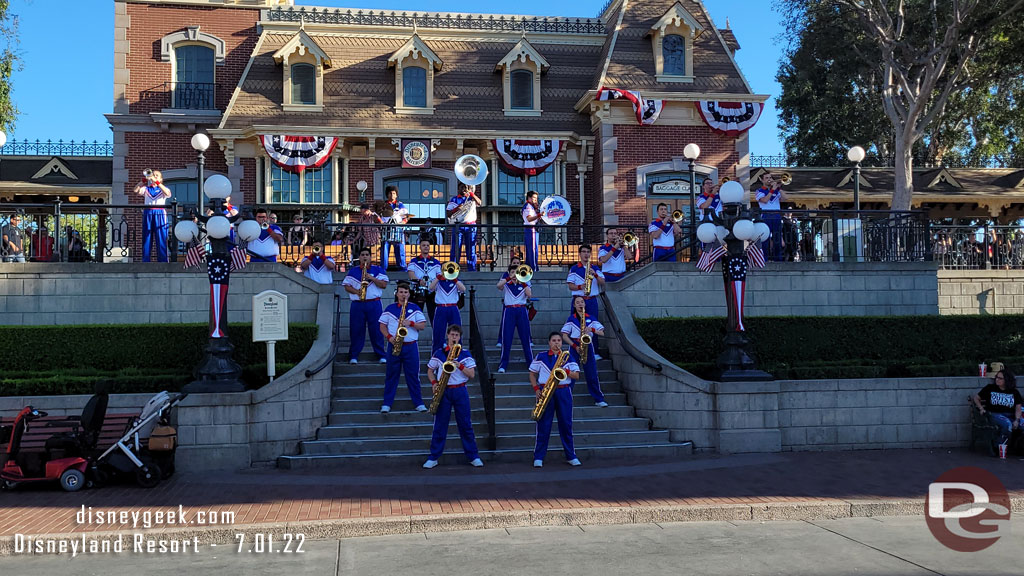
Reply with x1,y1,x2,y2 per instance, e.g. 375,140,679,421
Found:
7,0,786,155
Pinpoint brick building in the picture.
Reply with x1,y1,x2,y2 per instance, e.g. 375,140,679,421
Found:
108,0,767,253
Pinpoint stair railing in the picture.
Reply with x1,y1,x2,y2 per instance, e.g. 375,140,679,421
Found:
467,287,497,450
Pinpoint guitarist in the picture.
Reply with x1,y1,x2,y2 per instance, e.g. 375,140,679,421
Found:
529,332,581,468
423,325,483,469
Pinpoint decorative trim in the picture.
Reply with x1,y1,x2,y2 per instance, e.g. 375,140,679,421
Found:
395,106,437,115
31,158,78,180
282,104,325,112
656,74,694,83
503,109,543,117
264,7,605,35
495,36,550,71
160,26,226,64
634,158,715,198
649,2,705,37
272,30,332,67
387,34,443,70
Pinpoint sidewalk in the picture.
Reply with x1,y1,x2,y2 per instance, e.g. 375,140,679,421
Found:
2,449,1022,554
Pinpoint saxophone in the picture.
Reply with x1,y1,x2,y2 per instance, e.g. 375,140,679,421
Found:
578,311,591,364
583,263,593,296
429,343,462,414
357,261,370,300
392,299,409,356
531,350,570,421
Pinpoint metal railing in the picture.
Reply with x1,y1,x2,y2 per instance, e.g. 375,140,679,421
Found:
265,7,606,35
467,287,496,451
0,139,113,157
933,225,1024,270
140,82,219,110
751,152,1024,169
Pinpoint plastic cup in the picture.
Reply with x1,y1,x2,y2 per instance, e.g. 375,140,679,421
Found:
980,364,987,377
998,443,1007,459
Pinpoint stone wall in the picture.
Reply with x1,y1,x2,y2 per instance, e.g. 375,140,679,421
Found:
938,269,1024,315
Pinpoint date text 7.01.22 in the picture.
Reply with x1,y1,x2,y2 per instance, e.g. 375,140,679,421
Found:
235,533,305,554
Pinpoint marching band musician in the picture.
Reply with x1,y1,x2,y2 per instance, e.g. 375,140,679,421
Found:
756,172,787,261
649,203,682,262
382,185,412,271
521,190,543,270
495,254,522,348
423,325,484,469
408,238,441,323
298,241,337,285
497,260,533,373
343,247,389,365
562,295,608,407
428,265,466,353
697,178,722,222
249,208,285,263
445,184,482,271
566,245,605,359
378,280,429,413
598,229,632,283
134,169,172,262
529,332,582,468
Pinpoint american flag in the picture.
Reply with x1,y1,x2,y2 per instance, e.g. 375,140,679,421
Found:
229,246,247,271
696,245,728,273
183,244,206,269
746,243,766,269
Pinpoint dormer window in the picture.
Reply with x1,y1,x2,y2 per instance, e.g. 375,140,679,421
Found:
496,36,549,117
649,2,704,83
272,29,331,112
388,34,443,115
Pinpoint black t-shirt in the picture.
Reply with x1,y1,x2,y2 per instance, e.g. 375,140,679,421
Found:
978,383,1023,414
1,225,23,255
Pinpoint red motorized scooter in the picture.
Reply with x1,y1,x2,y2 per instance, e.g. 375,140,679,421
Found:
1,406,91,492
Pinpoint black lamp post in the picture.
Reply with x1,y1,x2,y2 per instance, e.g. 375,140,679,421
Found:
700,181,773,382
683,143,700,246
847,145,866,211
191,133,210,216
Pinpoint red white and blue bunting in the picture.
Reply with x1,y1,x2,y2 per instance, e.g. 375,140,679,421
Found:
696,243,766,273
597,87,665,126
695,101,764,137
259,135,339,173
492,139,563,177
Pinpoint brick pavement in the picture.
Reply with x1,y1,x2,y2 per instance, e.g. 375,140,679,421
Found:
1,449,1022,553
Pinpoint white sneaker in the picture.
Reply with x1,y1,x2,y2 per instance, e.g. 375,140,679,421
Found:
470,458,483,467
379,357,388,364
533,459,543,468
567,458,582,466
380,406,391,413
349,359,358,365
596,401,609,407
498,368,505,373
423,459,438,469
415,404,428,412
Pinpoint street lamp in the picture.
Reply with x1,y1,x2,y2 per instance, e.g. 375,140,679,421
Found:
847,145,865,211
683,143,701,246
356,180,368,204
696,181,773,382
174,173,256,393
191,133,211,216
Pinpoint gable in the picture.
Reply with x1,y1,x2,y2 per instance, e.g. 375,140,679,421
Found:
32,158,79,181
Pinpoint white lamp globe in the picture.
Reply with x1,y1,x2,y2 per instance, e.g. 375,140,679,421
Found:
719,181,744,204
733,219,755,241
191,133,210,152
715,225,729,242
754,221,771,242
237,219,262,243
204,174,232,200
683,143,701,160
847,145,866,163
696,222,718,244
173,220,199,243
0,131,7,148
206,215,231,239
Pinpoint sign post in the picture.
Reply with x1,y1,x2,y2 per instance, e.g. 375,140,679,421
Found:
252,290,289,383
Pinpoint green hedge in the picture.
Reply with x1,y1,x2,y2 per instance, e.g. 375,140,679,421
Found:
0,324,317,395
636,315,1024,380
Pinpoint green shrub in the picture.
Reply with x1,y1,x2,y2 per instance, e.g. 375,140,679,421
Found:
644,315,1024,380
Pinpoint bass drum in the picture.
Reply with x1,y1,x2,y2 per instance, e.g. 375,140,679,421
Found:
540,196,573,226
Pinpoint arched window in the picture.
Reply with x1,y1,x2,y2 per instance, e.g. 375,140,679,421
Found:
291,63,316,105
382,176,448,220
403,66,427,108
174,45,215,109
662,34,686,76
510,69,534,110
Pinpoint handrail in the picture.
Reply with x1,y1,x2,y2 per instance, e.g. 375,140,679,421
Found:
467,287,497,451
305,293,342,378
599,292,663,373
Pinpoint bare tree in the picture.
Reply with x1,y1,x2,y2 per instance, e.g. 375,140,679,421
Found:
837,0,1024,210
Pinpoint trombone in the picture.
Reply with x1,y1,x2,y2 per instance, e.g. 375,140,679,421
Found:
622,233,639,248
442,261,460,280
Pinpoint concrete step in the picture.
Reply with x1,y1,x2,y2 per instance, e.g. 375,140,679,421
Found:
327,404,636,425
331,392,626,412
277,442,694,469
338,348,610,364
332,368,617,387
298,429,674,455
316,417,650,439
331,380,622,399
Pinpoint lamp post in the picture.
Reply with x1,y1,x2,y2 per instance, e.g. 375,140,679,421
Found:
696,181,773,382
356,180,368,204
683,143,700,246
191,133,211,216
847,145,865,211
174,174,259,393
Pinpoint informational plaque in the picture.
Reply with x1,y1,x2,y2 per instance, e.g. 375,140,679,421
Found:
252,290,289,343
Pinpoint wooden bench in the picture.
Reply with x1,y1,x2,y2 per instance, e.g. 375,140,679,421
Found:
0,413,137,454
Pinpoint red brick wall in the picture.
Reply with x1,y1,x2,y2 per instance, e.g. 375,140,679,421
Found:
125,3,260,114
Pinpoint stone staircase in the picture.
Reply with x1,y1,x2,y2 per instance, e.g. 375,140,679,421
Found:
277,270,693,469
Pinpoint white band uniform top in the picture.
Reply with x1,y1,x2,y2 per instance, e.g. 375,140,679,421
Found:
598,244,625,275
428,349,476,387
567,264,604,297
379,303,427,343
342,265,389,300
530,355,581,384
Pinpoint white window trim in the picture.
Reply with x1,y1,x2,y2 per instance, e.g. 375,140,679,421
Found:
649,4,703,81
388,34,442,114
160,26,226,63
274,30,331,109
497,37,549,117
264,158,336,205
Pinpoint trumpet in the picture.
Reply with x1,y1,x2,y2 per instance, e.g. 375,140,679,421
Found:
442,261,460,280
778,172,793,186
672,209,686,223
142,168,154,180
260,221,270,231
514,264,533,283
312,245,322,255
622,233,639,248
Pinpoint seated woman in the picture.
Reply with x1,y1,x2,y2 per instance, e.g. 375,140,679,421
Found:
973,369,1023,445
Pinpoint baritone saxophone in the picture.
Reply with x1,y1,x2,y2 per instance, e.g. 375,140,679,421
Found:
531,350,569,421
429,343,462,414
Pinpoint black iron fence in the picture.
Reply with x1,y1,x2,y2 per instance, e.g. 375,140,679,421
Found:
139,82,219,110
932,225,1024,270
751,153,1024,169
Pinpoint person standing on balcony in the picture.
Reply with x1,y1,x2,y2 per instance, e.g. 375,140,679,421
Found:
134,170,171,262
354,203,383,265
446,184,482,271
522,190,543,270
248,209,284,263
756,172,787,262
381,186,413,271
649,203,681,262
598,229,631,283
297,241,337,285
566,245,605,359
697,178,722,223
2,214,26,262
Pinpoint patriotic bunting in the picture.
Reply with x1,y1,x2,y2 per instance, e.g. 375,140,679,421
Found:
183,244,206,269
597,87,665,125
492,139,562,177
746,243,766,269
230,246,248,271
697,243,767,273
259,135,339,173
695,101,764,137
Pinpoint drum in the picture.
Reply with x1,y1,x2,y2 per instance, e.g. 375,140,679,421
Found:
410,286,430,308
540,196,572,226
